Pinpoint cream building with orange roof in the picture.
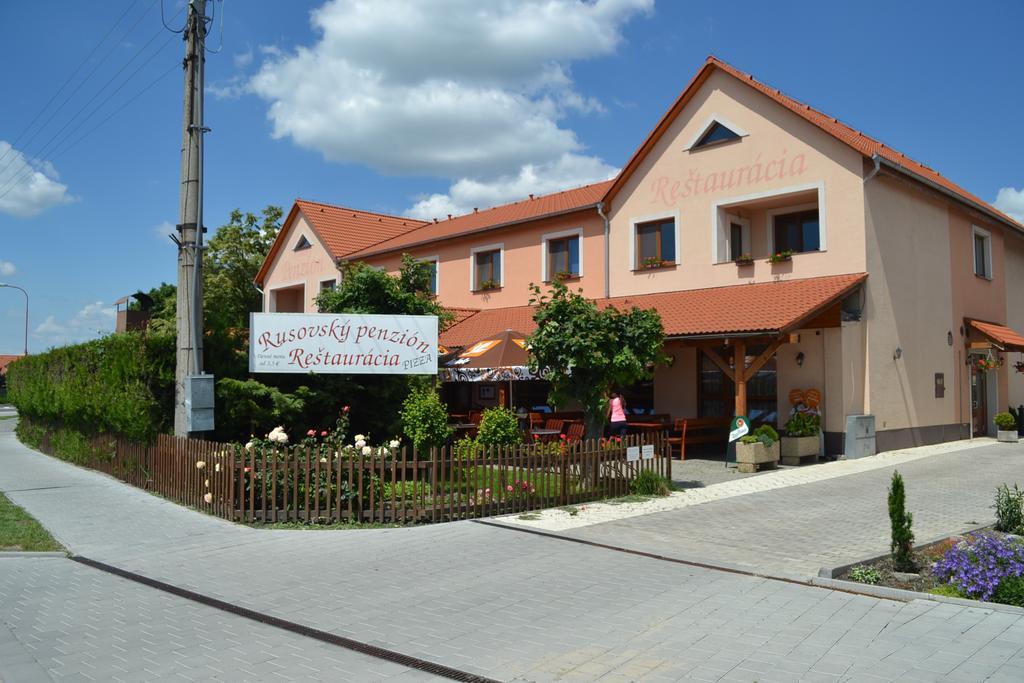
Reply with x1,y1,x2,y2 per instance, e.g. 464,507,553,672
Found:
257,56,1024,455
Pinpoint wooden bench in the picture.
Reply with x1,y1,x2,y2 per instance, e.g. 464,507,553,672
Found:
667,417,731,459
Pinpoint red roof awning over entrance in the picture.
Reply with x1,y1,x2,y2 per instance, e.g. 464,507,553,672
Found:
440,273,867,347
967,319,1024,352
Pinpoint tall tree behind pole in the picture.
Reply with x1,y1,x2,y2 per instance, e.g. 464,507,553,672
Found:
175,0,208,436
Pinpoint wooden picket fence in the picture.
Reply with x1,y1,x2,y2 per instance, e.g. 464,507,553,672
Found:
33,429,670,525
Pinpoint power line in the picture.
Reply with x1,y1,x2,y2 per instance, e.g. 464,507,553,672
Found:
0,62,180,205
0,0,142,167
160,0,186,33
0,16,181,198
0,0,160,176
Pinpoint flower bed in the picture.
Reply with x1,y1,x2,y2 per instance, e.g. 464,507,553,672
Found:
840,530,1024,606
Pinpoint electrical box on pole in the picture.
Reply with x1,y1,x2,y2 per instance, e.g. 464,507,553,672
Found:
174,0,214,436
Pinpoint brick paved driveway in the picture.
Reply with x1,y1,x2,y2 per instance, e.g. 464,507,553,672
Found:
3,429,1024,682
566,442,1024,578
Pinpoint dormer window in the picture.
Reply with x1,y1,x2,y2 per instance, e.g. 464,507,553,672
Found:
695,122,740,147
294,235,312,251
685,116,748,152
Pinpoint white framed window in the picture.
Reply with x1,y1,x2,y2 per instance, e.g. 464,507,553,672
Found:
319,278,336,292
725,214,751,261
712,181,826,263
541,228,583,281
419,255,439,294
629,210,680,270
767,203,821,255
470,243,504,291
973,225,993,280
294,234,312,251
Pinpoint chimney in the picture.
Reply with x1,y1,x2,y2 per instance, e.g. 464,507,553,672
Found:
473,207,478,213
529,194,535,200
447,214,452,220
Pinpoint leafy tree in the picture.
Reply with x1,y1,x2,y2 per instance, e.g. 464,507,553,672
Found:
888,470,916,572
527,279,665,440
400,386,453,451
315,254,452,326
205,206,282,332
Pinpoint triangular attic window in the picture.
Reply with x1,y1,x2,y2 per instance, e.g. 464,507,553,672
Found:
693,121,741,149
294,235,312,250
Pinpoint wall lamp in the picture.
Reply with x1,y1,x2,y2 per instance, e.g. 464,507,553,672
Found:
795,351,805,367
893,347,903,361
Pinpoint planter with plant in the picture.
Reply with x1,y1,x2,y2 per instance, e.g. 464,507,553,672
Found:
781,411,821,465
640,256,671,270
477,279,500,291
767,250,793,264
973,355,1003,372
994,412,1019,443
735,424,779,473
734,254,754,266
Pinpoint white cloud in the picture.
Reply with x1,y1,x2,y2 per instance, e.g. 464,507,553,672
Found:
0,141,73,218
0,260,14,277
233,47,254,69
406,153,618,219
994,187,1024,222
248,0,650,183
34,301,116,346
152,220,175,241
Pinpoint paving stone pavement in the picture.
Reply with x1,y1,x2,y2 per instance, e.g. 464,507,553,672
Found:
0,557,436,682
4,428,1024,681
564,442,1024,578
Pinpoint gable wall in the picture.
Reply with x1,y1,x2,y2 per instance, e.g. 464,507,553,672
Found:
261,213,339,312
607,69,867,296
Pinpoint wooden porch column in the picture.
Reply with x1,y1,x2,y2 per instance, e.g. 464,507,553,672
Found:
734,339,746,417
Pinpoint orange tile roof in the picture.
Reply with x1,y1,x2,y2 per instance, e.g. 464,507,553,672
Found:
440,273,866,347
968,319,1024,352
255,201,429,286
349,180,613,259
0,354,24,376
607,56,1023,233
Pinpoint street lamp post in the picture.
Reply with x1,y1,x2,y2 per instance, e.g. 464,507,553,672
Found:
0,283,28,356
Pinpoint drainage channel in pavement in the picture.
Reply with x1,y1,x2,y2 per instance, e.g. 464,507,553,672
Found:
471,518,897,601
70,555,499,683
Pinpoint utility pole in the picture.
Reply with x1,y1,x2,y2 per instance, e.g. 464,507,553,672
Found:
174,0,214,436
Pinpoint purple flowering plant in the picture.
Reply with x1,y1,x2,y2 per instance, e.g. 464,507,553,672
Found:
932,533,1024,601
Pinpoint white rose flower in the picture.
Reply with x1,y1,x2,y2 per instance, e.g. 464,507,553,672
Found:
215,463,221,473
355,439,366,449
244,441,255,452
361,445,372,456
203,492,213,504
195,461,206,470
354,434,366,442
389,440,400,449
204,479,209,487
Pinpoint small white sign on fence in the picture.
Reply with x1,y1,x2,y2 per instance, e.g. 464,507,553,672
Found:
626,446,640,462
641,444,655,460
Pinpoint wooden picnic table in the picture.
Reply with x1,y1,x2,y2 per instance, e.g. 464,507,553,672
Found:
529,428,562,436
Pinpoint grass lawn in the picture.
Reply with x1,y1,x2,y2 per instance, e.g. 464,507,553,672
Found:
0,493,64,552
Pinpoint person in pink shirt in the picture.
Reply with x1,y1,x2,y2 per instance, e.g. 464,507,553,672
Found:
607,390,628,437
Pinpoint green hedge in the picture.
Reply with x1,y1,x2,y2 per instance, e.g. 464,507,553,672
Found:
6,332,174,443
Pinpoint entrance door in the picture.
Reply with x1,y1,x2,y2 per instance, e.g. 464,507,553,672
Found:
971,369,987,436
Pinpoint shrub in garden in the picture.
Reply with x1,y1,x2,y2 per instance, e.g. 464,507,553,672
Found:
994,412,1017,431
629,469,671,496
476,407,522,447
400,387,453,451
993,575,1024,607
933,533,1024,601
993,484,1024,534
888,470,916,572
740,424,779,446
783,412,820,437
848,565,881,585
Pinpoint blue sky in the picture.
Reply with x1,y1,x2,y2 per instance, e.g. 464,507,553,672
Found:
1,0,1022,354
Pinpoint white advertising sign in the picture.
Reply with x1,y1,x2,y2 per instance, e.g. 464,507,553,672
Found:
641,444,655,460
626,446,640,462
249,312,438,375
